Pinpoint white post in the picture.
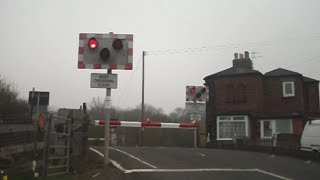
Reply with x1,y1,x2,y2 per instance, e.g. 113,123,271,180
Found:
104,69,112,166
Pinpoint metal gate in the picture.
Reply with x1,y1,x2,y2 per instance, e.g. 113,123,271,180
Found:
43,115,72,176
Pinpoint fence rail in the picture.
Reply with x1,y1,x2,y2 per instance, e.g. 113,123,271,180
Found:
0,131,44,147
0,124,35,133
0,114,32,124
0,114,44,159
0,142,45,158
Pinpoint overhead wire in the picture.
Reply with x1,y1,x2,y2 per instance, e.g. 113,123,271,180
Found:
116,34,320,109
286,55,320,70
145,35,320,56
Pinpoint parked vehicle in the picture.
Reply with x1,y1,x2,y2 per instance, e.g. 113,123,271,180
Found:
301,120,320,159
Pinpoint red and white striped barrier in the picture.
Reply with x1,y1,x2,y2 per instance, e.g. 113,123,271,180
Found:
94,120,198,129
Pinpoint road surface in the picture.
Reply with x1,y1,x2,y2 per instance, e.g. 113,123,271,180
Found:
91,146,320,180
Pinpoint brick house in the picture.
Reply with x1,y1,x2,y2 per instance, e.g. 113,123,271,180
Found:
204,51,320,141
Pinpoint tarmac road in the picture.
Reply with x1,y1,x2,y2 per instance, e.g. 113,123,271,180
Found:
92,146,320,180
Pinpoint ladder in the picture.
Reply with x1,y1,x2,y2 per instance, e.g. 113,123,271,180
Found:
43,115,72,176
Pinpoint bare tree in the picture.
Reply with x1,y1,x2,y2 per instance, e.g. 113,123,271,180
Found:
169,107,187,122
87,97,119,120
0,80,29,116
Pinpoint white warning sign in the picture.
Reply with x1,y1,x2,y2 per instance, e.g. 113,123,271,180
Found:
90,73,118,89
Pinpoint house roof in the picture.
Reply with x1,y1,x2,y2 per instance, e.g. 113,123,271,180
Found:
204,66,319,82
303,76,319,83
264,68,301,77
204,67,262,80
264,68,318,83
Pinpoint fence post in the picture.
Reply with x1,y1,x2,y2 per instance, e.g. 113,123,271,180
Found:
66,120,71,173
193,128,197,148
43,114,52,176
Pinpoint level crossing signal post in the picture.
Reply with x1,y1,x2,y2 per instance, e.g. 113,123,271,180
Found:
185,86,209,147
78,32,133,166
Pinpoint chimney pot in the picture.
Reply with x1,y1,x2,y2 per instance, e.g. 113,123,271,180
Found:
232,52,253,69
244,51,249,59
234,53,238,59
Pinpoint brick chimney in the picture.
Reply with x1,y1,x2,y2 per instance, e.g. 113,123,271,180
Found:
232,51,253,69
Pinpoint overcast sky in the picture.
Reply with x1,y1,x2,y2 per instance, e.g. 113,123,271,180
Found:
1,0,320,113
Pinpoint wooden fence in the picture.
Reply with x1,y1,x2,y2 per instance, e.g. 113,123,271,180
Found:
0,114,44,161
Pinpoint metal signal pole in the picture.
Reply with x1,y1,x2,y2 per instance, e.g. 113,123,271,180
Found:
104,69,112,166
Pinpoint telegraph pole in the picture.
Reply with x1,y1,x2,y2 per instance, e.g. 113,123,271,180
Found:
141,51,145,146
31,87,36,159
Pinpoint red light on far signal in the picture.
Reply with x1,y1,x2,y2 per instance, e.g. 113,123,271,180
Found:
88,37,98,49
190,87,196,94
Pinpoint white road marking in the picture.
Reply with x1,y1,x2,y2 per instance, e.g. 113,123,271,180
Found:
92,173,100,178
109,159,127,173
199,153,206,157
269,154,276,158
256,169,293,180
89,147,104,157
126,168,293,179
109,147,157,169
125,168,257,173
89,147,126,173
304,160,312,164
90,147,293,180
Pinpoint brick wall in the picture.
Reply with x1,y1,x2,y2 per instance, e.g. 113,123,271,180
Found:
263,76,305,114
205,72,319,140
304,83,320,113
210,75,264,114
292,117,304,135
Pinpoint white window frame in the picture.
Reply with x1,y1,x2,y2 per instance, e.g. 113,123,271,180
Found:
260,119,293,139
260,120,276,139
216,115,249,140
282,81,295,97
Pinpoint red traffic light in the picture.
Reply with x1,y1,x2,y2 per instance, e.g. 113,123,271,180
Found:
88,37,98,49
190,87,196,94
